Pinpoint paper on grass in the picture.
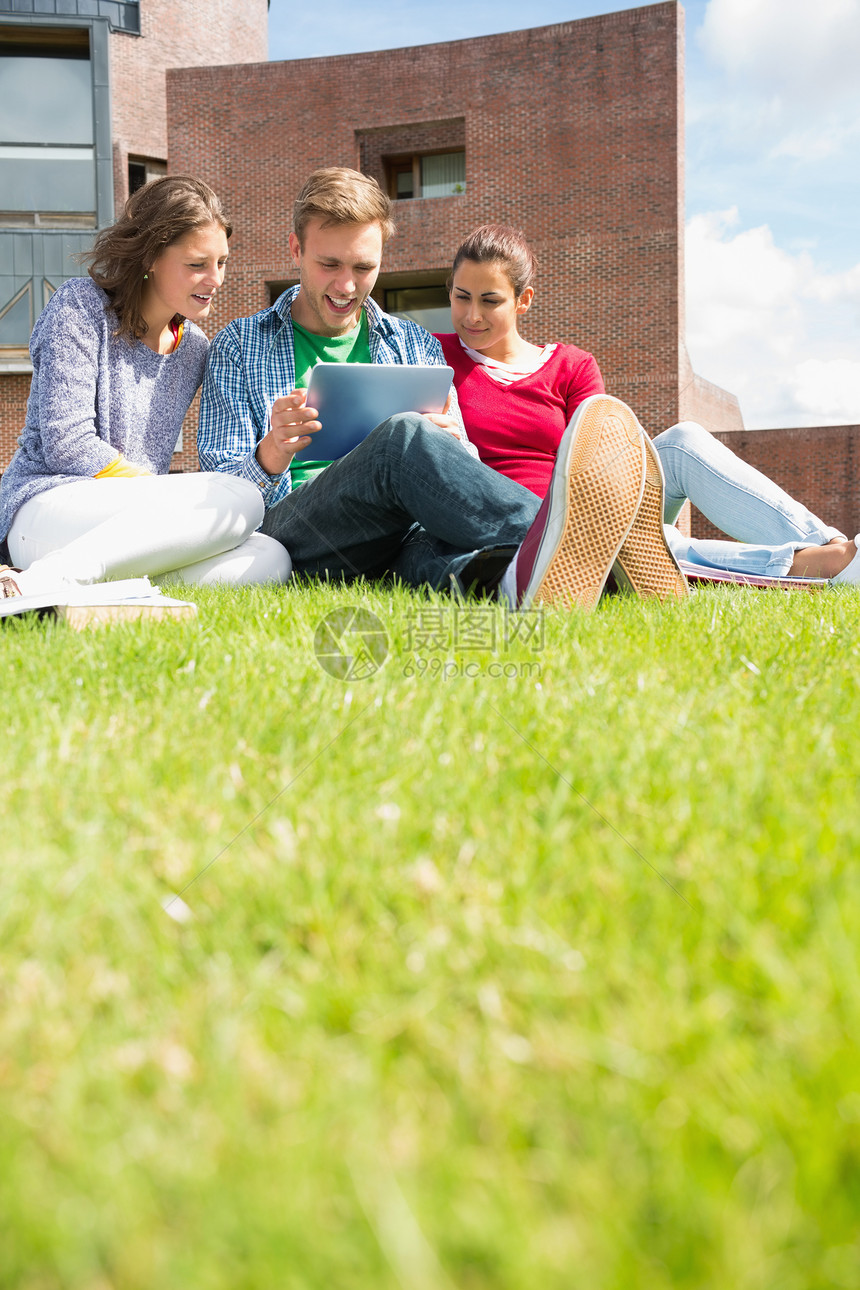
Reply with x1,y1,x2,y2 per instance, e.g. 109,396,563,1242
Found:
678,561,828,590
0,576,197,624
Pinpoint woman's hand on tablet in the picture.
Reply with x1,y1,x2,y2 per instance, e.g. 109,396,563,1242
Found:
422,412,463,439
422,390,463,440
257,390,322,476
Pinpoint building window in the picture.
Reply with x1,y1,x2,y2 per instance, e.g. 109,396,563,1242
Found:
384,284,452,334
128,157,167,195
0,26,96,229
385,150,466,201
1,18,111,359
266,280,298,307
265,278,453,334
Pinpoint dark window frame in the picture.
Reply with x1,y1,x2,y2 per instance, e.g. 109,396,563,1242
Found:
128,156,167,195
383,148,466,202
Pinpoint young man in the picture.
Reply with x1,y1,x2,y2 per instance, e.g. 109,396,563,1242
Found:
197,167,681,608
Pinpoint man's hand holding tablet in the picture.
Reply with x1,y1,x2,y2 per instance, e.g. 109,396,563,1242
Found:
256,390,322,476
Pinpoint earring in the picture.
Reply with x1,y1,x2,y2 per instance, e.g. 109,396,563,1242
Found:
143,273,149,281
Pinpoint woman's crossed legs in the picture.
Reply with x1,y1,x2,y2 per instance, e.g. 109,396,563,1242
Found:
8,472,290,593
653,422,856,580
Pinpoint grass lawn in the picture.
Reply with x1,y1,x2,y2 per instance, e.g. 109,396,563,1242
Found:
2,580,860,1289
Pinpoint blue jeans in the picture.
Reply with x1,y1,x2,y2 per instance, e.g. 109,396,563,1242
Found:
653,422,844,577
260,413,539,591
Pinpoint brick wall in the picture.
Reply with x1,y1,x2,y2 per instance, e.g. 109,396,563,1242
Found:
690,425,860,543
166,2,689,437
109,0,268,211
0,374,32,474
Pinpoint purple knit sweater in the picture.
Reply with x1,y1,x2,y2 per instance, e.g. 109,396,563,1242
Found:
0,277,208,542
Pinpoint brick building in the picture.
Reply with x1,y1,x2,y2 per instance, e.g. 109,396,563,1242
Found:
0,0,267,472
167,1,735,448
2,0,855,539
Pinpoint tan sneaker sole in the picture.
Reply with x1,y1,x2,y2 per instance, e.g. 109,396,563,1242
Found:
522,395,646,611
613,434,688,600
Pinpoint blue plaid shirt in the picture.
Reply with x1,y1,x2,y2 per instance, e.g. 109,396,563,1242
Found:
198,285,472,509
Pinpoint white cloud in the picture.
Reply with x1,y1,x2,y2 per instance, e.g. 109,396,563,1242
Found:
695,0,860,176
769,118,860,162
700,0,860,103
685,209,860,427
686,1,860,375
791,359,860,422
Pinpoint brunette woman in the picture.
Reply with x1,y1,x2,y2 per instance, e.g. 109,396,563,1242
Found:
0,176,289,600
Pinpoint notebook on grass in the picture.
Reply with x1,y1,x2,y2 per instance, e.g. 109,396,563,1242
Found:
679,561,828,591
293,362,454,460
0,577,197,628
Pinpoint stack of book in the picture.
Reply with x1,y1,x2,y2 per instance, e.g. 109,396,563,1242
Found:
0,578,197,629
678,562,828,592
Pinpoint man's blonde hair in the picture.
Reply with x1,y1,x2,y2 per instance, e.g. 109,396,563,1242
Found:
293,167,395,246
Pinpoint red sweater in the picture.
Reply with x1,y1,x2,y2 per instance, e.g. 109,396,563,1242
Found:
437,333,605,498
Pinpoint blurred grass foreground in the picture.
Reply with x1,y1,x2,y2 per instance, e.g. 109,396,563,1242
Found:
2,580,860,1289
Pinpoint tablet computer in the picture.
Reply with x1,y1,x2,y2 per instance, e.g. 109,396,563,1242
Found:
295,362,454,461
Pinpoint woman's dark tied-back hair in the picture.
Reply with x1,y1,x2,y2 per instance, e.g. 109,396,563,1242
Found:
82,175,232,342
448,224,538,298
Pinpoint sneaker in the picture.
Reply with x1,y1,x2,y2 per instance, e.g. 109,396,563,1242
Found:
0,565,23,598
612,433,689,600
515,395,646,610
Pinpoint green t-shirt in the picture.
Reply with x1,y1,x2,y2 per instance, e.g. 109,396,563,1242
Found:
289,313,372,491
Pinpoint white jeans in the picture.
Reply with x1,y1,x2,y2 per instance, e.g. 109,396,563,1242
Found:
654,422,844,577
8,473,291,587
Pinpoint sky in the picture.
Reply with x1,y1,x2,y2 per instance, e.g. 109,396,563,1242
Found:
267,0,860,430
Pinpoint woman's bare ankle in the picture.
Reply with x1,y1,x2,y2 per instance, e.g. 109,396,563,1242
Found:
790,538,856,578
